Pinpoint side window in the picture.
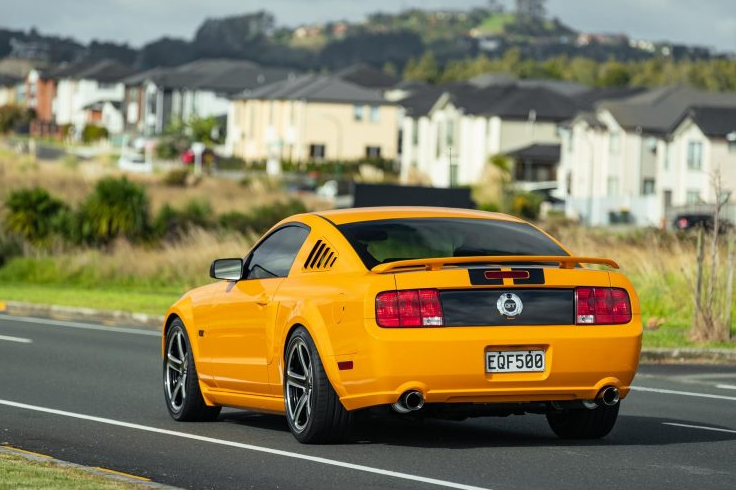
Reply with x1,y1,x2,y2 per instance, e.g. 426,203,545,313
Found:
245,226,309,280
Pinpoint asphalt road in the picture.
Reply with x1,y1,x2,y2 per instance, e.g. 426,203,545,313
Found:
1,315,735,490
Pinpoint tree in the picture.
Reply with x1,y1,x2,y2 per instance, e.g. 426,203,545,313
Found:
404,51,440,83
3,187,67,245
78,177,151,245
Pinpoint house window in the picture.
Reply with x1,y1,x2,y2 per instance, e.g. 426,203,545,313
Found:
642,179,655,195
446,120,455,147
687,141,703,170
607,177,618,197
729,140,736,153
686,190,700,204
609,132,620,155
309,144,326,160
370,106,380,123
354,105,363,121
365,146,381,159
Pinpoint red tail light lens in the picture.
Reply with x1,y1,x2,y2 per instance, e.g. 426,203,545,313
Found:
576,287,631,325
376,289,444,327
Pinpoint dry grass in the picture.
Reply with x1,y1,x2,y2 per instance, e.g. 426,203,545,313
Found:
0,149,328,216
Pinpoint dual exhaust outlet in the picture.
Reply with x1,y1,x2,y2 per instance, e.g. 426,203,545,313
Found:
391,386,619,414
392,390,425,414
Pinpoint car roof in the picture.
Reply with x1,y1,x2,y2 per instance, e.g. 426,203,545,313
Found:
313,206,524,226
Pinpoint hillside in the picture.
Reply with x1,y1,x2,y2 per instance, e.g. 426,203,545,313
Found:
0,5,717,74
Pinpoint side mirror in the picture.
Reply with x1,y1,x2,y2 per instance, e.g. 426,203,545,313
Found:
209,258,243,281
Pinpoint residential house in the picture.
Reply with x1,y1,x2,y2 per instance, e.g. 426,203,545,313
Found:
227,74,399,162
122,59,294,135
399,83,581,188
557,86,736,226
53,59,135,135
0,74,22,106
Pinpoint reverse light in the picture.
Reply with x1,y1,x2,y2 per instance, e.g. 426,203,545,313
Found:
376,289,444,327
575,287,631,325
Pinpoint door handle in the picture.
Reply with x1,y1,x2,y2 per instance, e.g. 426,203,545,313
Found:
255,295,269,307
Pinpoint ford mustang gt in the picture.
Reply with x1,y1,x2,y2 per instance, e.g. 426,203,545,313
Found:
162,207,641,443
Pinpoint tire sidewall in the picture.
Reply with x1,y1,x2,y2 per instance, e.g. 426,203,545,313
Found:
164,320,195,420
284,327,321,441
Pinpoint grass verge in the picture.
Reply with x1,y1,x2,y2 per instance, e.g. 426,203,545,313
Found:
0,283,179,316
0,450,149,490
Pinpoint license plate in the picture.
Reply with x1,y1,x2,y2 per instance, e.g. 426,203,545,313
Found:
486,350,545,373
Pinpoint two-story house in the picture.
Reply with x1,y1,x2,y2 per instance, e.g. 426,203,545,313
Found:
227,74,399,162
122,59,294,136
557,86,736,225
399,83,581,188
53,59,135,135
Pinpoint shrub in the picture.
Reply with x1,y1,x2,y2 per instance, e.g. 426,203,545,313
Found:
0,228,23,267
220,199,308,235
162,169,189,186
78,177,151,245
511,191,544,220
154,199,215,240
3,187,68,245
81,124,109,143
0,105,35,133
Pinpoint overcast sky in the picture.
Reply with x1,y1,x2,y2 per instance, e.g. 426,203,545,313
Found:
3,0,736,52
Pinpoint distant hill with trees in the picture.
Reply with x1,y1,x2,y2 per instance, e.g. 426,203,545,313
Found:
1,1,734,91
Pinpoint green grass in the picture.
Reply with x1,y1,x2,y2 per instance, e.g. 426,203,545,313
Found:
479,13,516,34
0,451,148,490
0,283,180,315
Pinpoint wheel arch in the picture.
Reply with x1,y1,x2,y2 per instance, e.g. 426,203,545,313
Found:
281,319,347,398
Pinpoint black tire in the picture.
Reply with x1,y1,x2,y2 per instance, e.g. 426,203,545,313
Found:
284,327,353,443
546,402,620,439
163,319,221,422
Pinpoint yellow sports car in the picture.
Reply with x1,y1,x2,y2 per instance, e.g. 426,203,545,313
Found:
162,207,641,443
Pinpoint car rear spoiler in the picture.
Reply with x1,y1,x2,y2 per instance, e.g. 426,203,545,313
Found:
371,255,619,274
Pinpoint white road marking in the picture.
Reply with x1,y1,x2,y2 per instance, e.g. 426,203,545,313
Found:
663,423,736,435
0,315,160,337
716,384,736,390
631,386,736,402
0,334,32,344
0,399,491,490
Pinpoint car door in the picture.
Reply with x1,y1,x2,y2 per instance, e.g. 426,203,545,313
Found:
206,225,310,394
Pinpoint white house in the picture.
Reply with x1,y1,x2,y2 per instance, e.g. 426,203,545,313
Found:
52,59,134,135
557,86,736,226
399,83,579,188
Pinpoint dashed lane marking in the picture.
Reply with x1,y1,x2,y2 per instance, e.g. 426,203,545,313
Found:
631,386,736,402
663,423,736,435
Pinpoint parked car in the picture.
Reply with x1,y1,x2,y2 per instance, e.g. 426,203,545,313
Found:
118,153,152,173
673,213,732,232
162,207,641,443
181,148,216,165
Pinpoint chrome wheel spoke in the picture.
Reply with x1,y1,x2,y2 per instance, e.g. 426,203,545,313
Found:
294,392,309,424
286,338,313,432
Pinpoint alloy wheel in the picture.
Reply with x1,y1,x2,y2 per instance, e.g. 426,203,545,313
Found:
165,328,188,412
286,338,313,432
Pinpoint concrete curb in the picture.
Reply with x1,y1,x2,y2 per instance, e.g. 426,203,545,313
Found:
0,446,184,489
640,347,736,364
0,301,163,329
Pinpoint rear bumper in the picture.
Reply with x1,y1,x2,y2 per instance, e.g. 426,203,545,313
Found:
334,318,642,411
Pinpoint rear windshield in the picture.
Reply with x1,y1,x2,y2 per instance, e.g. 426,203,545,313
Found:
337,218,567,269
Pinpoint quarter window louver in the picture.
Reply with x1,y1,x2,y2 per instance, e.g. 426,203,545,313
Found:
304,239,338,271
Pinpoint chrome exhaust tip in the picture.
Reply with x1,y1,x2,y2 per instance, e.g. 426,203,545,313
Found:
391,390,425,413
598,386,620,406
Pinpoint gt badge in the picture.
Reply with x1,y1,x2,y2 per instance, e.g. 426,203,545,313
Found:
497,293,523,317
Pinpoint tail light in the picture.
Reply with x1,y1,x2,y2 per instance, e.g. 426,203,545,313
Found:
376,289,444,327
576,287,631,324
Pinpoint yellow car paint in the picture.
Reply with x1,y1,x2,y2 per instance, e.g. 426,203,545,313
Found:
163,207,642,415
